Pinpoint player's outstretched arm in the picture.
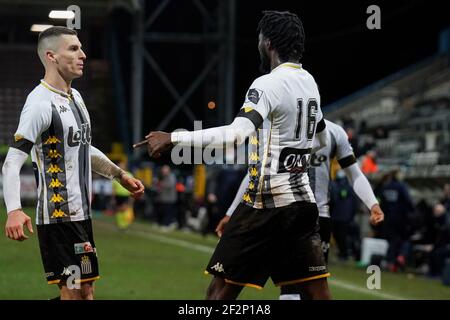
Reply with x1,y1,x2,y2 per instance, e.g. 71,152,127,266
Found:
342,163,384,225
2,147,34,241
90,146,145,199
139,117,256,159
216,173,250,237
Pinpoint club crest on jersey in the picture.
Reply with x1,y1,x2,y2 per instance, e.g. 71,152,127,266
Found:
278,147,311,174
245,88,263,104
68,123,91,147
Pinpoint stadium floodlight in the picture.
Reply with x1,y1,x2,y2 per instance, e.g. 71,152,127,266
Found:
30,24,54,32
49,10,75,19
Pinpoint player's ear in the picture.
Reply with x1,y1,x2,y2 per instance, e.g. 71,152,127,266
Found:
265,39,272,51
46,50,58,64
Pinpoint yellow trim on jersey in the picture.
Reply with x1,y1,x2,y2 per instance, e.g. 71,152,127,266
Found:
47,276,100,285
274,273,331,287
282,63,301,69
40,80,73,101
272,63,302,72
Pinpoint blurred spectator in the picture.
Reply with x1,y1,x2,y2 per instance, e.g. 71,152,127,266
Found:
375,170,415,272
92,176,113,216
374,126,388,139
112,160,134,230
428,197,450,277
330,170,359,261
155,165,178,229
176,179,187,229
442,184,450,212
345,127,360,156
361,150,379,175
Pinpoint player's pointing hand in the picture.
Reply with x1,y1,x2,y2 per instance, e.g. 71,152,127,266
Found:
145,131,173,158
5,210,34,241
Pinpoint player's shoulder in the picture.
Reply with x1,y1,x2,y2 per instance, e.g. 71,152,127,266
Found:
325,120,349,141
251,73,275,88
23,84,53,111
71,87,84,100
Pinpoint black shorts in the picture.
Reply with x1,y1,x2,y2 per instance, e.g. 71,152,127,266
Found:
319,216,331,263
37,219,100,285
205,201,329,289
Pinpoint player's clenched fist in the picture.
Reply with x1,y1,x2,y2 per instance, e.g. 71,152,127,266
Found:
5,209,34,241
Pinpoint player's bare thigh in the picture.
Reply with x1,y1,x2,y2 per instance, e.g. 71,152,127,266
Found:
59,281,95,300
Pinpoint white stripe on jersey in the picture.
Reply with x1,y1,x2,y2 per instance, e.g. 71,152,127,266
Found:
308,120,354,218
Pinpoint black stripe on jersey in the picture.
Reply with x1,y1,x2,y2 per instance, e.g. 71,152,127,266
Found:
41,105,70,224
11,138,33,154
236,108,264,129
69,100,90,220
329,130,337,160
316,118,326,133
338,154,357,169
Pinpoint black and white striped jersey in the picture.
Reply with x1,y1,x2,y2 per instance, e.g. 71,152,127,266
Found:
308,120,356,218
13,80,92,225
236,63,323,209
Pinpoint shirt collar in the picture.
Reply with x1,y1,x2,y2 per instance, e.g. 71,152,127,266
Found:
271,62,302,73
40,80,73,99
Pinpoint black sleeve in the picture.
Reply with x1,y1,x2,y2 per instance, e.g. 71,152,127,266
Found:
11,138,33,154
236,108,264,129
316,118,326,133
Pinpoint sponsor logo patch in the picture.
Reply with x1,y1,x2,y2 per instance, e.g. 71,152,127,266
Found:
74,242,94,254
277,147,312,174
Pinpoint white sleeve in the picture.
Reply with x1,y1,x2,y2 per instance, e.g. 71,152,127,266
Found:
225,173,249,217
90,146,123,180
343,163,379,210
14,101,52,144
2,148,29,214
171,116,256,147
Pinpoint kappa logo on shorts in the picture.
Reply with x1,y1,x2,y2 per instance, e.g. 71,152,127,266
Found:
245,88,263,105
210,262,225,273
61,267,72,276
74,242,94,254
81,255,92,275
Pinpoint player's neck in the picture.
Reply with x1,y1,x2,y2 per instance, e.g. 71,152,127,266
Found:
271,58,300,71
43,72,72,95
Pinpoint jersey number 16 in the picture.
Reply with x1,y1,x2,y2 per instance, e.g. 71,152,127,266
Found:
294,98,318,141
